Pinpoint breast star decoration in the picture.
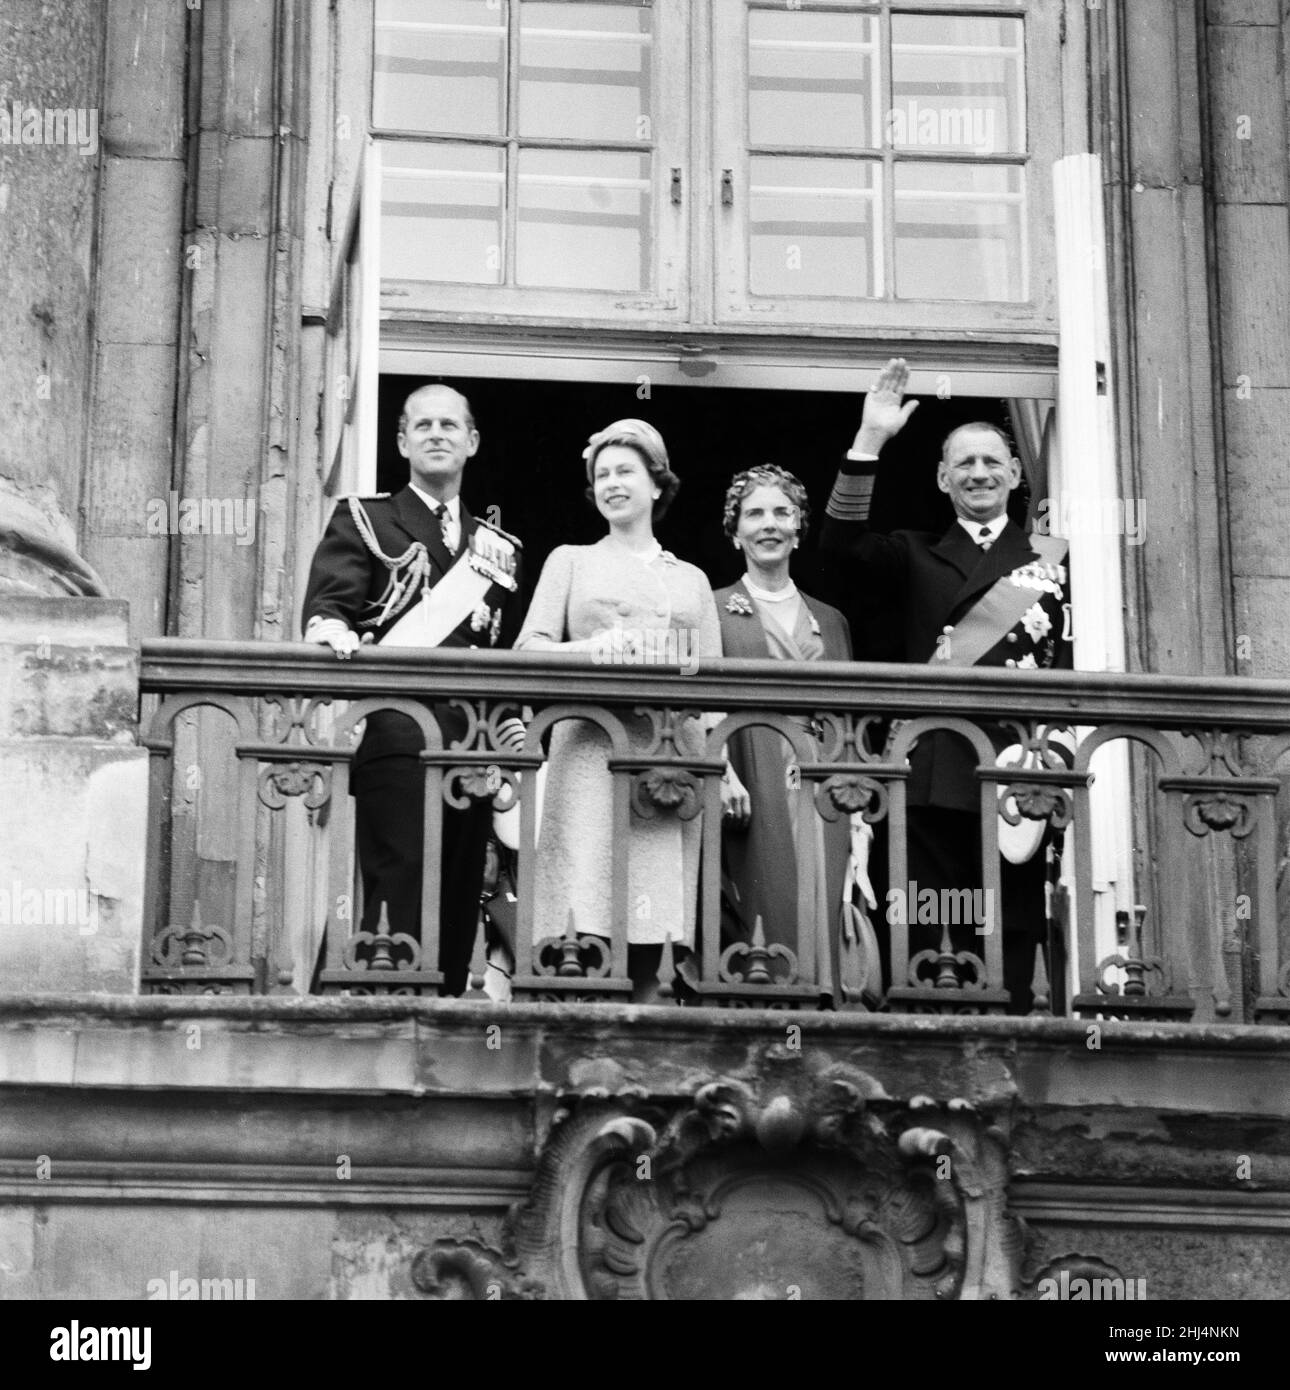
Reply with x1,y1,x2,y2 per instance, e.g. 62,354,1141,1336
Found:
1021,602,1053,642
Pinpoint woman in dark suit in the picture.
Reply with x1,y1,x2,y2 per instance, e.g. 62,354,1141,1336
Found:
714,465,875,1005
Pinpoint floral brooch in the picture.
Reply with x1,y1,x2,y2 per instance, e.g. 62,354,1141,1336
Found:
469,601,493,632
808,613,821,636
726,592,753,616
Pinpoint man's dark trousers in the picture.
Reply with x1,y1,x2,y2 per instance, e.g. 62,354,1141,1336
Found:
905,805,1050,1013
354,753,491,997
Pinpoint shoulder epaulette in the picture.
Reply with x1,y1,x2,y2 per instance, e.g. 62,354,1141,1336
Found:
346,494,426,570
474,515,523,550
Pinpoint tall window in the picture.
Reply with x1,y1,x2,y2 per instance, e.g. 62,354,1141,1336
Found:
712,0,1058,330
370,0,1060,336
373,0,689,319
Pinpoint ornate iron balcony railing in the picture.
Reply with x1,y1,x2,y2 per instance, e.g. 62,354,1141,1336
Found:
137,640,1290,1024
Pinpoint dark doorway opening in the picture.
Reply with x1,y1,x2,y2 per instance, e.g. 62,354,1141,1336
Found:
376,376,1027,660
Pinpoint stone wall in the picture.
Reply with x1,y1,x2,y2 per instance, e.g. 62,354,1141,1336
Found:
80,0,189,640
0,1,104,583
0,599,147,994
1207,0,1290,678
0,1000,1287,1300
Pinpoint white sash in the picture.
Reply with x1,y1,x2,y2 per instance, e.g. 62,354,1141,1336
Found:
378,550,494,648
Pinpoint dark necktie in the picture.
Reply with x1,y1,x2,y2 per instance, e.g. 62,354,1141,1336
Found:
432,503,454,554
978,526,993,552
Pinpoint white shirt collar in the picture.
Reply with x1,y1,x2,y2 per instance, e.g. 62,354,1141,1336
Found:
408,484,460,520
958,515,1008,545
409,484,460,522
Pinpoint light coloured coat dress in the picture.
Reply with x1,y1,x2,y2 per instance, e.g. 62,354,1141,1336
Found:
515,537,722,946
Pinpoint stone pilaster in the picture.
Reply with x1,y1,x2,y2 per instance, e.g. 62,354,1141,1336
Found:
0,597,146,993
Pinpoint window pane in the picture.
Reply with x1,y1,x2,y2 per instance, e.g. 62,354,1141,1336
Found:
890,15,1024,155
520,3,653,142
749,9,878,149
517,150,651,291
894,163,1026,301
749,157,878,299
381,143,504,284
373,0,505,136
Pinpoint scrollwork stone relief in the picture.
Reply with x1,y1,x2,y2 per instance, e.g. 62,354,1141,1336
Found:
491,1063,1014,1300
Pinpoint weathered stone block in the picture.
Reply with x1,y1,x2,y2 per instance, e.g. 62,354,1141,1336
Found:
218,134,275,235
102,0,188,159
1216,204,1290,388
1207,24,1290,205
1224,388,1290,578
0,598,136,740
0,742,147,994
0,595,146,994
96,155,185,343
1234,576,1290,675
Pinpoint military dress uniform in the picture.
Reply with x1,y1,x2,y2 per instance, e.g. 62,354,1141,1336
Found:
821,457,1072,1011
302,486,523,994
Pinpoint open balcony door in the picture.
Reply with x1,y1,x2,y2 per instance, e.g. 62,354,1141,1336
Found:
1051,152,1134,992
323,138,382,501
280,141,383,996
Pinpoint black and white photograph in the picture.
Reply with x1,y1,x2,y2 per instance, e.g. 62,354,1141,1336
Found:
0,0,1287,1341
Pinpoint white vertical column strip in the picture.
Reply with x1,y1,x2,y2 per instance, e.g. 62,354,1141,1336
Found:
356,137,382,495
1052,152,1133,986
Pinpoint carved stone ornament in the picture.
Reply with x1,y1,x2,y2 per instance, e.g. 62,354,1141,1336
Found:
633,765,702,820
1183,790,1252,838
820,773,884,818
411,1240,540,1301
1000,782,1071,830
501,1062,1015,1300
257,760,331,810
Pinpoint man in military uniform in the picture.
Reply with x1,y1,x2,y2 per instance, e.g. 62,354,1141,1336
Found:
821,358,1072,1011
302,383,523,995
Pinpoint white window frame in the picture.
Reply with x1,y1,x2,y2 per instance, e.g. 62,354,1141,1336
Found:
373,0,692,324
378,333,1056,400
710,0,1062,333
323,140,382,497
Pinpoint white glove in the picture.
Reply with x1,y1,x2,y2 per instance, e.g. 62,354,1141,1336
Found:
844,813,878,913
305,616,371,660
